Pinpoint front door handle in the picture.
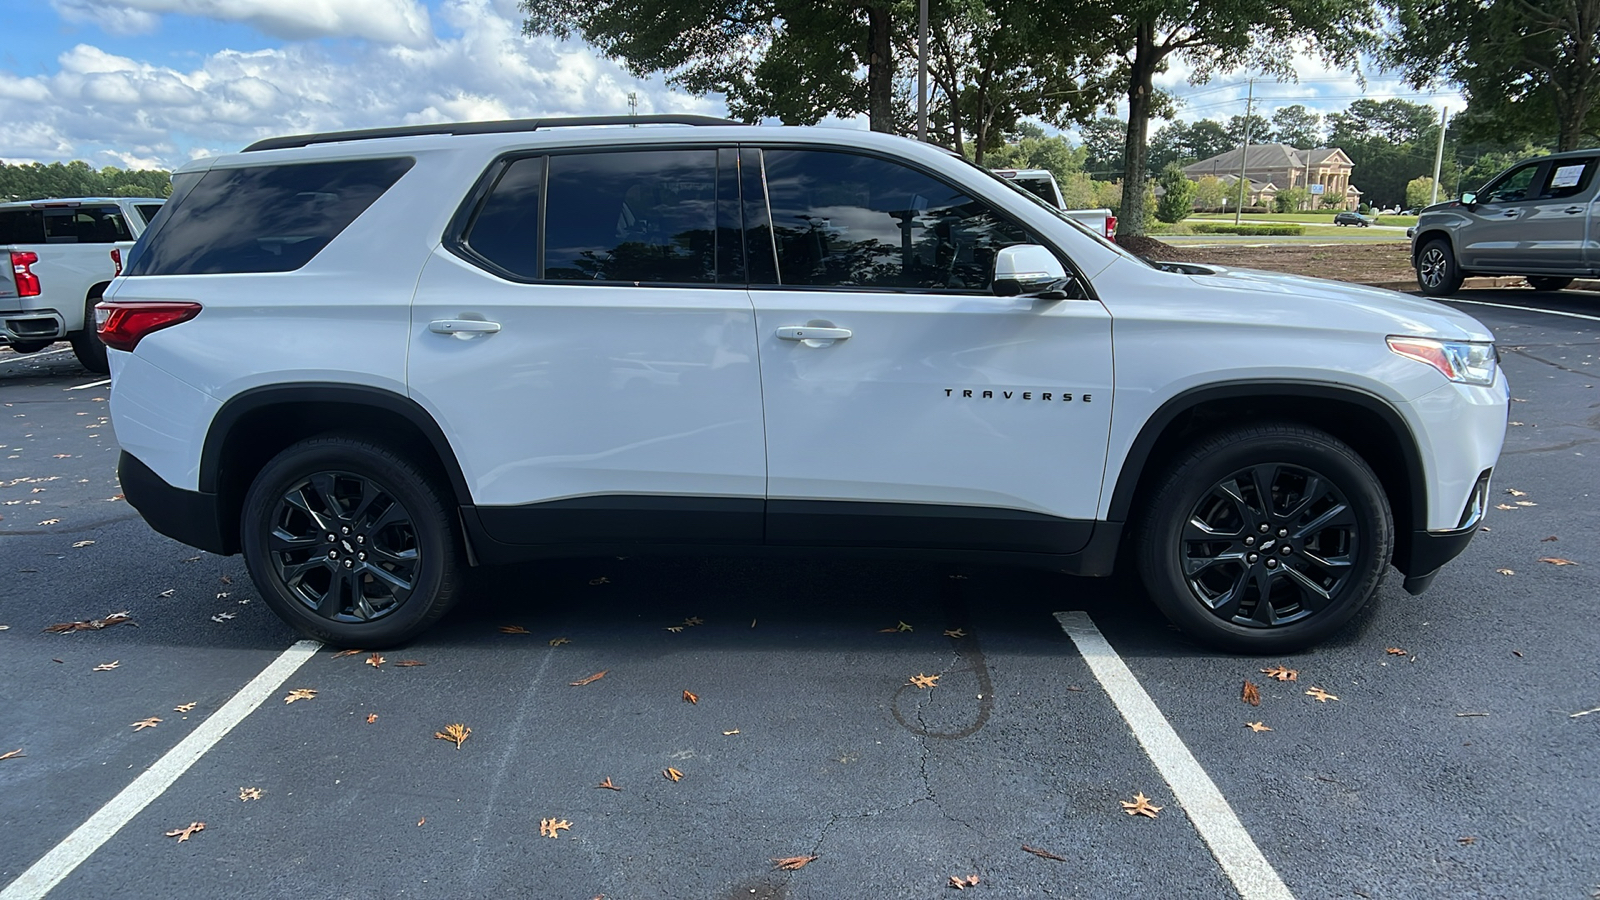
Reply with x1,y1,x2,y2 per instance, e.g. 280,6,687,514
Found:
1566,206,1585,214
429,318,501,336
1501,210,1520,218
777,326,852,341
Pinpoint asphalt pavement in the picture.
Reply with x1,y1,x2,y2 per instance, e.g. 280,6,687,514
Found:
1,292,1597,900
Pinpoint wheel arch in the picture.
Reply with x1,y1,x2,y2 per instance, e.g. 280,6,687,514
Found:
1410,229,1455,267
200,384,472,554
1106,382,1426,568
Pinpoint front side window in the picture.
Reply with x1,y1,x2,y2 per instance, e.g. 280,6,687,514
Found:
543,149,719,284
1482,163,1542,204
755,149,1031,292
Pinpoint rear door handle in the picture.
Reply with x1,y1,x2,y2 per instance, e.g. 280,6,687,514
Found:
777,326,852,341
429,318,501,336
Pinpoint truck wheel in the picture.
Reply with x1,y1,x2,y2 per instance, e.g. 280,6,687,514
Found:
1526,276,1573,292
241,436,464,647
69,290,110,374
1134,423,1393,654
6,341,51,354
1415,238,1464,296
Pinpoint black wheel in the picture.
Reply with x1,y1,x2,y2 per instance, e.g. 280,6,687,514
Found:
70,290,109,374
1415,238,1463,296
241,436,463,647
1526,276,1573,292
1135,424,1393,653
6,340,51,354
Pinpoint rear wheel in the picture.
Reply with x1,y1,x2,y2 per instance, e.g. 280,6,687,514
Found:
1135,424,1393,653
1415,238,1464,296
1526,276,1574,292
69,290,109,374
241,436,464,647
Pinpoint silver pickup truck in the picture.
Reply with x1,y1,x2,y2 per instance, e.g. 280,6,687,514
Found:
1411,149,1599,296
1,197,164,372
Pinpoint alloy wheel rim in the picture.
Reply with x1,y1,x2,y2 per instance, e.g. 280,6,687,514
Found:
267,471,420,623
1181,463,1358,629
1419,248,1446,287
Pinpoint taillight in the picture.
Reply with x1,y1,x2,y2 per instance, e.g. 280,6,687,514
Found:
10,251,40,297
1104,216,1117,239
111,248,122,277
95,301,201,352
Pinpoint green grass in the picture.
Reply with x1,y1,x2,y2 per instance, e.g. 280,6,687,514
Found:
1190,211,1419,228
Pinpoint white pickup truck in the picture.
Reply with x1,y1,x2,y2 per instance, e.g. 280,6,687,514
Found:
990,168,1117,240
1,197,164,372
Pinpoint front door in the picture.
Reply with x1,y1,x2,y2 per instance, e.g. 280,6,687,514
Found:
408,147,768,546
743,147,1114,553
1460,160,1549,270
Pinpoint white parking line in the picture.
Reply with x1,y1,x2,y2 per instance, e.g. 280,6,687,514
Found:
63,378,112,391
1054,612,1295,900
1443,297,1600,324
0,640,321,900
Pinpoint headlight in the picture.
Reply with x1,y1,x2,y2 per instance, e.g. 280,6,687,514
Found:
1386,336,1498,386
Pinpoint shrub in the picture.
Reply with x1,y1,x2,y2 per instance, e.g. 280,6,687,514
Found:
1156,164,1197,223
1189,223,1306,236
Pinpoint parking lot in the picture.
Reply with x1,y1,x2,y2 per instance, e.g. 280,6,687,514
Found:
1,289,1597,900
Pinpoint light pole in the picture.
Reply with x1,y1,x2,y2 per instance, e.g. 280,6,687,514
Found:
917,0,928,142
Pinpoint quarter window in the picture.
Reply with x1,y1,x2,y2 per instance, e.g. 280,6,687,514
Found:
755,149,1032,292
465,156,544,280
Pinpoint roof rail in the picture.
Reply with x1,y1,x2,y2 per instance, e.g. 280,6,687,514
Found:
242,115,745,153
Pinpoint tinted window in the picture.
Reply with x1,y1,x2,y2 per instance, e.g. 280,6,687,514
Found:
135,204,164,225
1482,163,1541,203
757,149,1031,291
43,206,131,243
543,149,719,283
0,209,44,244
126,158,413,276
465,156,543,279
1540,159,1596,200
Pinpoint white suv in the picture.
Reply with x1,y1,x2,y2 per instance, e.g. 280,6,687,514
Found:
101,116,1507,652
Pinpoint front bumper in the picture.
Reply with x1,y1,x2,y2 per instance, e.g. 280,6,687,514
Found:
119,451,233,554
1396,467,1492,594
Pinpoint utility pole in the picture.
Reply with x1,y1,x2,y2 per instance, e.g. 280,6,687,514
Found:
1233,79,1254,225
628,91,638,125
917,0,928,142
1429,106,1448,207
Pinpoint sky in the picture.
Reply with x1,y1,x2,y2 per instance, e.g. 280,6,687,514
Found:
0,0,1464,171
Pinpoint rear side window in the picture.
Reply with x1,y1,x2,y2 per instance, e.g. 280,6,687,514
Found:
44,206,131,243
126,157,413,276
0,209,44,244
135,204,164,225
1540,160,1597,200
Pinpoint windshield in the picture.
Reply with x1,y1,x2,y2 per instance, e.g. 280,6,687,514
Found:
965,160,1153,268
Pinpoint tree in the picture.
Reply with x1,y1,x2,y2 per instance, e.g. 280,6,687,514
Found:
1327,98,1437,145
1382,0,1600,152
1274,186,1310,212
1155,164,1196,222
1405,176,1436,210
1187,119,1234,161
1078,116,1127,177
1326,99,1442,208
1193,174,1228,210
0,160,171,202
1070,0,1376,238
1226,113,1273,146
983,134,1086,182
1271,104,1324,148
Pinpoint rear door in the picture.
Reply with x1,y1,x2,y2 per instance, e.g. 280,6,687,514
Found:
407,146,768,548
743,146,1113,553
1516,156,1600,272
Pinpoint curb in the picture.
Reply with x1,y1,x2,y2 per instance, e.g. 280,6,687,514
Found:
1359,276,1596,293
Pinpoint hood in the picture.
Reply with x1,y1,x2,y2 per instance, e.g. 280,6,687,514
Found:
1183,264,1495,342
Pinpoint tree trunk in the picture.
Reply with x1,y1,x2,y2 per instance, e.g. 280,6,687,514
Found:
1119,22,1160,238
866,2,894,133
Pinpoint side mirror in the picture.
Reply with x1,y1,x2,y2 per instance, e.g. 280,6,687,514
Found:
993,244,1067,297
1459,191,1476,207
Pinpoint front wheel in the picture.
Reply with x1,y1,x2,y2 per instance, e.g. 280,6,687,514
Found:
1526,276,1574,292
1415,238,1464,296
1134,424,1393,653
241,436,464,647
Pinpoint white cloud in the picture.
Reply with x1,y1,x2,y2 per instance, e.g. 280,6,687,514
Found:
2,0,721,169
53,0,435,46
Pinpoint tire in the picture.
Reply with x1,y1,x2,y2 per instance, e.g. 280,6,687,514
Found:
241,436,464,647
6,340,51,354
1134,423,1393,654
1526,276,1574,292
1415,238,1464,296
69,290,109,374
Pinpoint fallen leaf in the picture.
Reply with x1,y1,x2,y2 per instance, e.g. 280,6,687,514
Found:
174,702,197,713
365,653,385,668
949,875,980,889
158,589,175,598
1305,687,1339,702
665,626,685,633
548,637,571,647
539,818,573,838
589,576,610,585
165,822,205,842
1120,792,1162,818
72,540,94,548
1242,680,1261,706
1386,647,1408,655
1515,501,1537,507
43,610,136,633
944,628,966,638
682,616,704,626
772,855,817,870
1494,504,1516,510
215,592,229,600
596,777,621,791
131,717,162,731
1260,665,1297,682
37,518,59,526
1496,568,1515,576
395,660,426,667
569,670,608,686
683,690,699,704
219,575,232,584
209,612,235,623
1509,421,1524,426
1455,711,1489,717
1513,650,1524,658
53,453,72,459
238,787,262,801
663,767,683,782
722,729,740,736
418,817,425,826
498,624,530,634
1457,836,1476,846
93,660,120,671
1539,557,1578,566
435,723,471,749
1246,721,1272,732
909,673,940,690
284,688,317,704
366,713,378,724
331,648,364,658
1568,706,1600,718
1541,536,1559,542
0,749,25,761
1505,489,1528,497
